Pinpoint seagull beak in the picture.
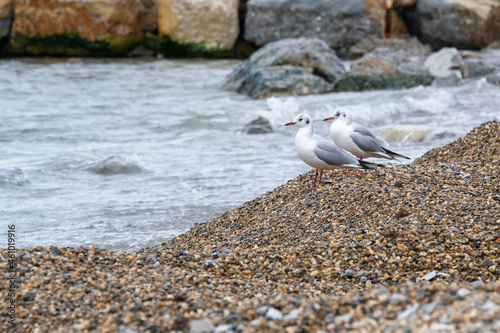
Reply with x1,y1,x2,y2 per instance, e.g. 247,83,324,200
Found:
284,122,296,126
323,117,334,121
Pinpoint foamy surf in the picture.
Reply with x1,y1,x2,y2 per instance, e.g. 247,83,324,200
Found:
87,154,145,175
0,168,30,186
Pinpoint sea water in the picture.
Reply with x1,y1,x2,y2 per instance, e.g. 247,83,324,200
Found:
1,58,498,251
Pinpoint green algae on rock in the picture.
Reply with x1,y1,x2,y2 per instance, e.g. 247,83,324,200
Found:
159,36,233,58
7,34,142,57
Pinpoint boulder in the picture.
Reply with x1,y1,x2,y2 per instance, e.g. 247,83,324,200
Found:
335,47,434,91
403,0,500,51
7,0,143,56
244,0,381,58
224,37,346,99
424,47,462,77
157,0,239,57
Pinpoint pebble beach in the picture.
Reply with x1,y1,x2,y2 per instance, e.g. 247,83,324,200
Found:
1,121,499,332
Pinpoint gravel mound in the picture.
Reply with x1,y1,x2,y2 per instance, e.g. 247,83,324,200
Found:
1,122,498,332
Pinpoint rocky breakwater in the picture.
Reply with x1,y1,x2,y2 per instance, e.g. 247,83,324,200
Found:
7,0,143,56
157,0,239,57
2,122,499,332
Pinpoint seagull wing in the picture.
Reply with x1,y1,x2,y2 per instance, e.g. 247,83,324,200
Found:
314,138,361,168
350,123,385,154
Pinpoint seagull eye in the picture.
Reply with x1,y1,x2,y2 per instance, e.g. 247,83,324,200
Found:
298,118,303,122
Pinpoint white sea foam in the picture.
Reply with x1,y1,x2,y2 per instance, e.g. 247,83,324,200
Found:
0,168,30,186
87,154,145,175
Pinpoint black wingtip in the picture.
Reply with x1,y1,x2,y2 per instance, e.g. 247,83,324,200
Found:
359,160,382,169
382,147,411,160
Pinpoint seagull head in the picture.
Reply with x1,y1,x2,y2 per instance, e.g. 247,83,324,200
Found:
323,107,351,123
285,113,312,128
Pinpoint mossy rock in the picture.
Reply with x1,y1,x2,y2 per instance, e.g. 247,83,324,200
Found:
159,37,232,58
7,34,142,57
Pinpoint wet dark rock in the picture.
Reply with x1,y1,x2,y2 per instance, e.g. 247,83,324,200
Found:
244,116,273,134
224,38,345,99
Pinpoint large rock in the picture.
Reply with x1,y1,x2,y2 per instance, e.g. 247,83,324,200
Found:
335,47,434,91
7,0,143,56
244,0,381,58
224,37,346,99
404,0,500,50
158,0,239,57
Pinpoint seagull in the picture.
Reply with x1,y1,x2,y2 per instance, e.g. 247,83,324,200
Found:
285,113,377,189
323,107,410,161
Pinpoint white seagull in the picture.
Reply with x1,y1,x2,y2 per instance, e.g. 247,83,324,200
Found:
285,113,377,189
323,108,410,161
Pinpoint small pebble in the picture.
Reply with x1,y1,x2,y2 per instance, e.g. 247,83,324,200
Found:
397,303,419,320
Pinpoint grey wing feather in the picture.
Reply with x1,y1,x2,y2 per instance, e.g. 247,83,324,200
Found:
315,138,359,166
350,124,384,153
376,136,389,149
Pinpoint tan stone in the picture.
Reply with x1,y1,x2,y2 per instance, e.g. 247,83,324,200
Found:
158,0,239,52
453,0,498,20
0,0,14,19
452,0,500,49
11,0,143,42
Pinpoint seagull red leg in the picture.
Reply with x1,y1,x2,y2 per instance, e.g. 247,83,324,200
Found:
310,169,319,190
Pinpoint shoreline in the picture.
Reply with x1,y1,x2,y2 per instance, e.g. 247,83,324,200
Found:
1,121,499,332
